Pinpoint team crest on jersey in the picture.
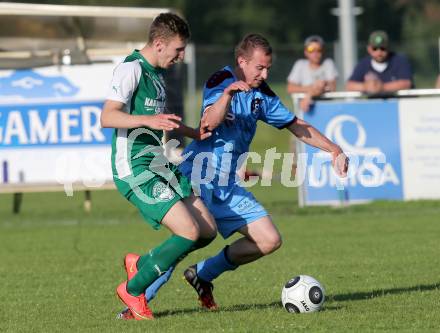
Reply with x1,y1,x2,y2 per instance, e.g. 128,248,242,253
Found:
152,181,175,202
251,98,263,116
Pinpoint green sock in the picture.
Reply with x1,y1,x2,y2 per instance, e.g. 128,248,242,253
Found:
127,235,195,296
136,236,216,270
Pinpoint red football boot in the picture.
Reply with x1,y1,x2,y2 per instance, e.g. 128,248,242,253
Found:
124,253,140,281
116,281,154,320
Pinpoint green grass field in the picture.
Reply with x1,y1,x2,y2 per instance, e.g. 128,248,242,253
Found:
1,183,440,332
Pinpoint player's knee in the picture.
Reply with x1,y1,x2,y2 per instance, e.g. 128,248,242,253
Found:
204,226,218,240
272,235,283,252
196,223,217,243
260,233,282,255
197,222,217,242
205,214,218,236
199,220,217,237
195,211,217,240
185,221,200,241
195,233,217,250
206,230,217,243
192,223,201,240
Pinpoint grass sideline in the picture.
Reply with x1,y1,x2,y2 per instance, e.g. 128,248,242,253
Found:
1,183,440,332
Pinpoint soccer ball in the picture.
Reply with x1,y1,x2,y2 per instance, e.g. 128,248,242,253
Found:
281,275,325,313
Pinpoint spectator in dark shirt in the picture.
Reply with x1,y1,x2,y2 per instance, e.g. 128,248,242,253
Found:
346,30,413,94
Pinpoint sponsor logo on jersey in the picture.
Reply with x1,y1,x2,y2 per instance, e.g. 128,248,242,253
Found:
145,72,166,101
144,99,166,108
144,72,166,114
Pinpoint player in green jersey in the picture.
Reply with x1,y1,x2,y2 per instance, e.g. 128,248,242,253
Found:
101,13,216,320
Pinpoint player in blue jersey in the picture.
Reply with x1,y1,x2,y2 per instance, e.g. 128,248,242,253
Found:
118,33,348,318
179,33,348,309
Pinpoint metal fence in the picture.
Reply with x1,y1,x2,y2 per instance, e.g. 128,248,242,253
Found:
193,40,439,90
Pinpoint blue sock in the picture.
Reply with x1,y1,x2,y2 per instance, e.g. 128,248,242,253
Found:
144,265,175,301
196,246,238,282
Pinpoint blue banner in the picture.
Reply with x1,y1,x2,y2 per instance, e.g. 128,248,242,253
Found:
0,69,79,98
0,101,113,148
302,99,403,203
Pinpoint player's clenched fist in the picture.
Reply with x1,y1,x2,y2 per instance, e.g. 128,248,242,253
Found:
331,148,349,177
224,80,251,96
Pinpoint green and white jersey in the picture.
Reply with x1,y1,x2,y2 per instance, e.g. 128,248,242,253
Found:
107,50,167,180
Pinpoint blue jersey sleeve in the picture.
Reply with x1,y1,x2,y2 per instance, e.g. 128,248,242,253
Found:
202,68,235,111
258,82,296,129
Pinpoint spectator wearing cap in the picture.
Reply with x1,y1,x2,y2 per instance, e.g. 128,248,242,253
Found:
287,35,338,112
346,30,413,94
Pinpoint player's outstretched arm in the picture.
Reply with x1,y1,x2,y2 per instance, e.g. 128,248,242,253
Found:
174,119,212,140
100,100,181,131
287,118,349,177
202,80,250,131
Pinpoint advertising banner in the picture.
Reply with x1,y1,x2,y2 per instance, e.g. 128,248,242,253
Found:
398,97,440,199
298,96,440,205
301,99,403,205
0,64,116,188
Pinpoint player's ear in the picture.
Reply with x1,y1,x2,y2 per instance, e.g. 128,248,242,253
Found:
153,38,165,53
237,55,247,68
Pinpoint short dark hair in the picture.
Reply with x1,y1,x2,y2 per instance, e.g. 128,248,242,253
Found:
148,13,190,44
234,34,272,64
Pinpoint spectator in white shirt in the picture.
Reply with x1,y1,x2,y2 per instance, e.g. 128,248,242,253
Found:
287,35,338,112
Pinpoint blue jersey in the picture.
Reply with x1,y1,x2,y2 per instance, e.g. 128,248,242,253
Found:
181,66,296,201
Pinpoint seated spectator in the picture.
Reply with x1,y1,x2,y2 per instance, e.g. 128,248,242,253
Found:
287,35,338,112
346,30,413,94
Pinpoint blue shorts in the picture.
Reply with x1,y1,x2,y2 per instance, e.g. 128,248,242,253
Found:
179,161,269,238
200,184,269,239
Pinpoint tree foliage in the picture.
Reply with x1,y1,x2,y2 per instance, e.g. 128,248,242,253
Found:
6,0,439,46
5,0,440,85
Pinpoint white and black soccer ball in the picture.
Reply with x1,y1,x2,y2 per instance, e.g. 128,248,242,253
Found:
281,275,325,313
